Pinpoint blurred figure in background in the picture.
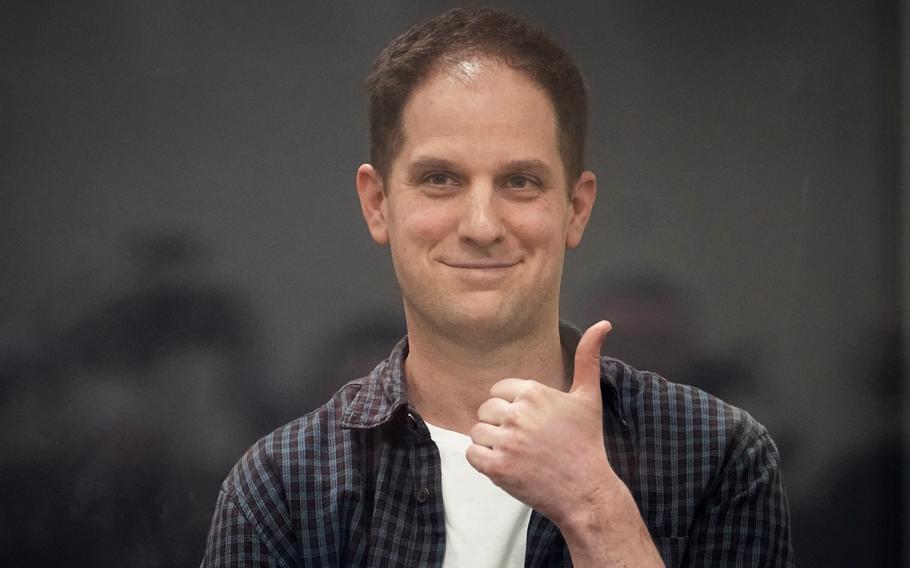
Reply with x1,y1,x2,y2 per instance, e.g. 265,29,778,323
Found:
0,234,276,567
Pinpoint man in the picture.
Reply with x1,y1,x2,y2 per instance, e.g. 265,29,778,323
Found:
202,7,793,567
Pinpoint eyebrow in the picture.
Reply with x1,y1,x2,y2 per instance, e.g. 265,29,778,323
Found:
499,159,553,178
405,157,458,180
404,157,555,180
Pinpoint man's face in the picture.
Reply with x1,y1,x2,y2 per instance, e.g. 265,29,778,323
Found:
357,59,596,341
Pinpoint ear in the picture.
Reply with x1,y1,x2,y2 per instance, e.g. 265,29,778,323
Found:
565,170,597,248
355,164,389,245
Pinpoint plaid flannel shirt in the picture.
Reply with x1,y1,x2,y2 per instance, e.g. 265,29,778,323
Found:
202,324,793,567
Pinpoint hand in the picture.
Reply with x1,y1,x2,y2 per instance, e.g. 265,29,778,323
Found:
466,321,663,567
465,320,617,526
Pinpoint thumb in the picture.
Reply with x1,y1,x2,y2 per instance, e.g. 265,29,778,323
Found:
570,320,612,396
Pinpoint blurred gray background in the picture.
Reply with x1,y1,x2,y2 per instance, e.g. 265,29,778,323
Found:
1,1,906,566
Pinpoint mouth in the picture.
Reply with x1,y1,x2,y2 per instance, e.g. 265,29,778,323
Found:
440,260,520,269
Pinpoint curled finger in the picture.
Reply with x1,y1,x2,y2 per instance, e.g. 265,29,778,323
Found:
477,397,511,425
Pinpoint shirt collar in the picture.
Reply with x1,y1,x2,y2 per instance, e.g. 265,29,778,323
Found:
341,320,625,430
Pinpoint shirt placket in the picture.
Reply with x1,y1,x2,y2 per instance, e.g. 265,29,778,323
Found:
406,410,446,567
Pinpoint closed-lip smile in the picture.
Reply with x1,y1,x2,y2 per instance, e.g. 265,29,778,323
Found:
441,260,519,269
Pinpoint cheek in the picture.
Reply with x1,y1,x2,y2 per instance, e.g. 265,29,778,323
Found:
508,207,569,251
390,200,456,249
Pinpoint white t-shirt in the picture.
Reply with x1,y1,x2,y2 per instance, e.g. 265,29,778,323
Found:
426,421,533,568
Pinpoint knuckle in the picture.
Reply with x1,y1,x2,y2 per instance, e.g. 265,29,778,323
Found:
521,382,543,401
502,405,522,427
499,429,522,454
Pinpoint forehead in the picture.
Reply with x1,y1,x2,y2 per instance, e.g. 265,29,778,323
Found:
392,59,563,175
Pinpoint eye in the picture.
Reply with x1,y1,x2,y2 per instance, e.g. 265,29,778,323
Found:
505,175,537,190
424,173,455,186
508,176,528,189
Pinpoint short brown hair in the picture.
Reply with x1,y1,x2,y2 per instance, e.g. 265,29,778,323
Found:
366,7,589,183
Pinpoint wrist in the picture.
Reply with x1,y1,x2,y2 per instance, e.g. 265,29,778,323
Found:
559,477,635,544
558,480,664,568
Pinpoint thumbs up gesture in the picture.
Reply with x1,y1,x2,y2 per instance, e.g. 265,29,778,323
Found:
465,321,615,525
466,321,663,566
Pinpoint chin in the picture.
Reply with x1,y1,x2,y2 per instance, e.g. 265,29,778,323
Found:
435,301,527,341
404,286,552,340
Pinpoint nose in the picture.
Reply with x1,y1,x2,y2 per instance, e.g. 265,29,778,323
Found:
457,184,505,247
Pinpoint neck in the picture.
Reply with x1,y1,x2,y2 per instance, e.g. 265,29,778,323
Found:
403,314,568,435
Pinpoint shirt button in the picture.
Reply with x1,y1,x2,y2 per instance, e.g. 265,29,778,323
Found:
416,487,429,503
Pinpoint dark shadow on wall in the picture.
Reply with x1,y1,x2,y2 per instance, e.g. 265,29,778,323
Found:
584,272,756,405
0,233,281,567
299,315,406,414
788,322,904,567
